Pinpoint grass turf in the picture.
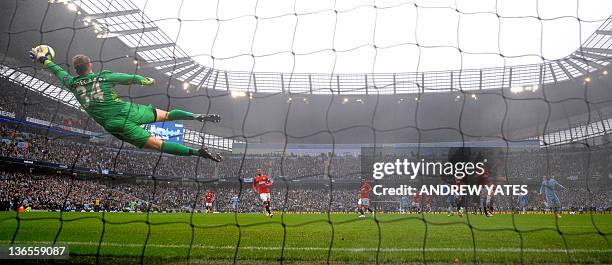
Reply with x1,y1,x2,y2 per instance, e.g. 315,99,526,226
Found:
0,212,610,264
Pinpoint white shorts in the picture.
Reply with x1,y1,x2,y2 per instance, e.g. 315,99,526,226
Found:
205,202,213,207
358,198,370,206
411,202,419,207
259,193,271,202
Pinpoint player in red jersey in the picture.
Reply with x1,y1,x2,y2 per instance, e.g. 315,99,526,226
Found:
205,191,215,213
423,195,432,213
357,180,373,217
411,192,421,213
252,169,273,217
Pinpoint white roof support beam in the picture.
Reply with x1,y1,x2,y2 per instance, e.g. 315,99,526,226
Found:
594,29,612,35
569,55,606,69
144,57,192,68
168,64,199,77
582,47,612,54
564,59,588,75
556,61,574,79
133,43,176,52
548,63,557,83
84,9,141,20
101,27,159,38
183,67,208,84
579,51,612,62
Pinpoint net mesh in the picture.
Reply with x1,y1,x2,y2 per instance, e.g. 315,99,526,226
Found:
0,0,611,264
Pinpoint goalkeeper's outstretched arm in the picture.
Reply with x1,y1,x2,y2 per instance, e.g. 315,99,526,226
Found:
43,59,74,87
104,72,155,86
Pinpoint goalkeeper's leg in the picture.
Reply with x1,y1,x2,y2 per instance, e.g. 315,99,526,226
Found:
155,109,221,123
114,105,223,162
142,136,223,162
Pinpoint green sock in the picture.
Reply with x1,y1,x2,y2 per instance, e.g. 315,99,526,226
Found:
161,141,197,156
167,109,196,121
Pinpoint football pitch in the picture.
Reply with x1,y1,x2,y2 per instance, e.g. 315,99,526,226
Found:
0,212,610,264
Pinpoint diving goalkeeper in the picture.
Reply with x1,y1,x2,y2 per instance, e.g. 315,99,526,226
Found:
30,50,223,162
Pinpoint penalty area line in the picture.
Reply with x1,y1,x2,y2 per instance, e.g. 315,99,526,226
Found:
1,241,610,253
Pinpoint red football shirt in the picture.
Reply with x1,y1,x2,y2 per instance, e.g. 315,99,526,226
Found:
205,193,214,203
253,175,271,194
359,182,371,199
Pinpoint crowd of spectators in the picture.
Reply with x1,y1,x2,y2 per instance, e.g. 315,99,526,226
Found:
2,122,611,182
0,171,136,212
1,169,610,213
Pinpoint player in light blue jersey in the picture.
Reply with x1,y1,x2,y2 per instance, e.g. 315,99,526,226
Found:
446,194,455,216
518,194,528,214
479,195,486,215
399,196,409,213
539,176,566,218
230,195,239,211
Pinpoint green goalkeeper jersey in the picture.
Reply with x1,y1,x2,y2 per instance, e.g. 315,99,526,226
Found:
44,60,148,126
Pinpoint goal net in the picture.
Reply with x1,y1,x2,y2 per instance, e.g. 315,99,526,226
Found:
0,0,611,264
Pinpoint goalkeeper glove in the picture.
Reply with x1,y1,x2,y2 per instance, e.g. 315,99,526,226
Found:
29,48,48,64
140,77,155,86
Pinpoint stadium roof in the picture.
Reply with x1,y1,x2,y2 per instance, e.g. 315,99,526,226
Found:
538,116,612,146
45,0,612,95
132,0,612,71
0,64,81,109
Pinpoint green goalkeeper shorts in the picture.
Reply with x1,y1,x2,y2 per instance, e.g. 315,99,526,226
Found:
103,103,156,148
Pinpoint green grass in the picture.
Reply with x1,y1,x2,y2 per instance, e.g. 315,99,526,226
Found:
0,212,610,264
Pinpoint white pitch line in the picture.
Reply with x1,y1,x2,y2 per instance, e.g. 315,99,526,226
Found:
2,241,610,253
